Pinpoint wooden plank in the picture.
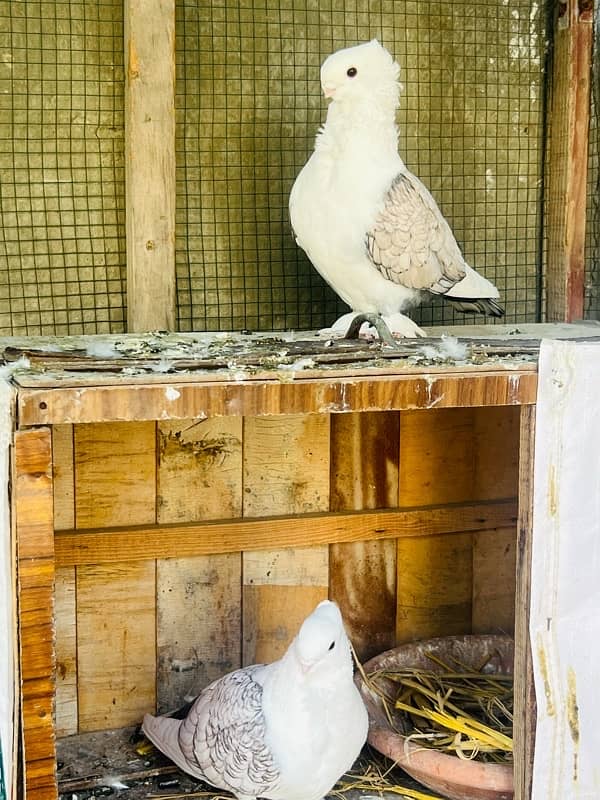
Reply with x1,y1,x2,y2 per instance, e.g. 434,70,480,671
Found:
399,408,477,507
242,415,330,664
396,532,473,644
54,566,78,736
157,418,243,522
397,408,477,642
17,369,539,426
473,405,520,500
243,415,330,517
546,0,593,321
77,562,156,731
243,550,329,664
52,424,74,530
156,555,241,712
125,0,176,331
74,421,156,528
329,412,399,661
14,428,57,800
472,528,516,635
513,405,537,800
156,417,243,711
54,500,518,566
471,406,518,635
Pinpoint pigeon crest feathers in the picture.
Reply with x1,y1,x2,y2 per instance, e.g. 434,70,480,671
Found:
320,39,401,113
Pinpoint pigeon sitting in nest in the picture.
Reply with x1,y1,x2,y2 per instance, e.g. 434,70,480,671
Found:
142,600,368,800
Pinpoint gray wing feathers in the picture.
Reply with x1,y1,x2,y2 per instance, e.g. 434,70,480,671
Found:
366,172,466,293
179,667,280,797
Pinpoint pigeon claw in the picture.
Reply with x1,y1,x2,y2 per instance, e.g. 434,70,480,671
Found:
342,313,396,346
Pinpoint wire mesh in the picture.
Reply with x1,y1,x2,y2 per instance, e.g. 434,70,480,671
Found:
585,2,600,321
0,0,550,336
175,0,547,332
0,0,126,336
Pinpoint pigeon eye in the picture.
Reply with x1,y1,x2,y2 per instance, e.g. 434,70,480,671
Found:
346,67,357,77
328,641,336,651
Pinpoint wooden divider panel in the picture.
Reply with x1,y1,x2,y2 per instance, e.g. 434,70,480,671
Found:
242,415,330,664
329,412,399,661
156,418,243,712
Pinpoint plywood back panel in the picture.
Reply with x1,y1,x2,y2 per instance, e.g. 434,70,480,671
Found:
156,555,241,712
52,425,74,531
472,528,516,635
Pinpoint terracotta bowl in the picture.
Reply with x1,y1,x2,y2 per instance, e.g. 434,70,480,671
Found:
356,635,514,800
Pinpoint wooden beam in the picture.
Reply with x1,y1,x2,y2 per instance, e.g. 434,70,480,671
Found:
546,0,593,321
329,412,399,661
54,499,518,567
17,369,539,426
125,0,176,331
513,405,537,800
14,428,57,800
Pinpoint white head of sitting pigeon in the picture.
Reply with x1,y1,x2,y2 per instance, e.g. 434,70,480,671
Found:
289,39,504,339
142,599,368,800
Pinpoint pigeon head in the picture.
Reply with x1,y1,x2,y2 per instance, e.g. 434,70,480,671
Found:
320,39,401,109
292,600,351,677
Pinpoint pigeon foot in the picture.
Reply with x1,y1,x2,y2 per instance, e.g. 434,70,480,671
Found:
319,312,426,340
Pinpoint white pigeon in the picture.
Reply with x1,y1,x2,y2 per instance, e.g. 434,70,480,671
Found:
289,39,504,338
142,600,368,800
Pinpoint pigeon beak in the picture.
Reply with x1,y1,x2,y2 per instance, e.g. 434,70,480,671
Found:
299,659,313,675
322,83,337,99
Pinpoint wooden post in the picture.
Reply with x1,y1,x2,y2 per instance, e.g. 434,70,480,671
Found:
125,0,176,332
513,405,537,800
546,0,593,321
14,428,57,800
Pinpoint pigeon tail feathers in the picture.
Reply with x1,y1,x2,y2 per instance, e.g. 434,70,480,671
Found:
142,713,204,781
446,297,505,317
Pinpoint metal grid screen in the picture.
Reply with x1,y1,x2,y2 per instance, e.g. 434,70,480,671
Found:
175,0,546,332
1,0,548,335
0,0,126,336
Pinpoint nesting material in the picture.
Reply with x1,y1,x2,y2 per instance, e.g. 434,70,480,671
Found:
355,636,514,800
366,655,513,763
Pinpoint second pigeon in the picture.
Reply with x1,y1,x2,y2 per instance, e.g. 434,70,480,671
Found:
142,600,368,800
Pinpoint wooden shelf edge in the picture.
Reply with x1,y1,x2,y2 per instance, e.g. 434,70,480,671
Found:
54,499,518,566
